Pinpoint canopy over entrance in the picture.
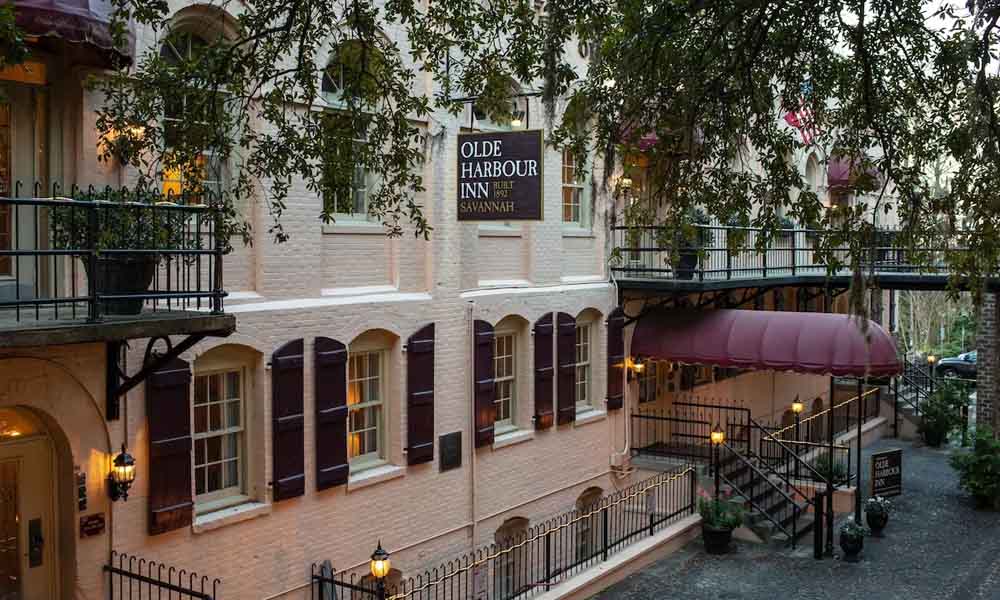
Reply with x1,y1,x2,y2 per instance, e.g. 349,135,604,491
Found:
631,309,901,377
14,0,134,67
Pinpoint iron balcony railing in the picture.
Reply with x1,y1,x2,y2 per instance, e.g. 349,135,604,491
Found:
610,220,965,282
0,183,225,325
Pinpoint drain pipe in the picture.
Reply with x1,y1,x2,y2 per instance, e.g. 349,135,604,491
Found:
467,300,479,545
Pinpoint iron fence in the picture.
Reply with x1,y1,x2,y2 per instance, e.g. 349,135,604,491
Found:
0,182,224,325
104,551,219,600
312,468,696,600
631,402,750,461
609,221,965,282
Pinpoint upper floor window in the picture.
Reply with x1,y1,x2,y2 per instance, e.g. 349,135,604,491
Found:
574,323,592,409
193,369,245,507
321,112,372,218
348,350,385,469
493,332,517,431
562,148,585,224
159,31,226,204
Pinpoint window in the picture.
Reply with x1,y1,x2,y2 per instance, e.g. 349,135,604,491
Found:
160,31,225,204
193,369,245,505
494,517,529,600
562,148,585,224
493,332,516,430
575,488,603,563
348,350,385,468
321,113,371,218
574,323,592,409
638,360,658,404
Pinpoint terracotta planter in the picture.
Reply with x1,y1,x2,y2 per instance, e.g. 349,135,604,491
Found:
839,532,864,562
865,511,889,536
702,524,734,555
84,255,157,315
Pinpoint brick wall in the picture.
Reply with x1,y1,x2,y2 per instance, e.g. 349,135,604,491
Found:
977,293,996,431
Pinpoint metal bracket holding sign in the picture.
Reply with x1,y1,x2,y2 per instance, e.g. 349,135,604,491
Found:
457,130,544,221
870,448,902,497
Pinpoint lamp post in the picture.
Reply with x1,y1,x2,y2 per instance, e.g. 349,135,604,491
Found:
791,399,804,480
710,424,725,503
370,541,391,600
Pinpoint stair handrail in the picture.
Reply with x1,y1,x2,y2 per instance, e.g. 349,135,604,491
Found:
769,387,879,439
718,442,799,539
749,417,830,488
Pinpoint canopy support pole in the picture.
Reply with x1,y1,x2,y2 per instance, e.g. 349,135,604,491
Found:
854,377,864,523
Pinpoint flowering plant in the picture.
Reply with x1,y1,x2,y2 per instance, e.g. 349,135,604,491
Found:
697,489,744,530
864,496,892,517
839,517,870,538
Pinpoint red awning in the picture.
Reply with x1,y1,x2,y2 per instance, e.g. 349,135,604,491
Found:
15,0,134,66
827,157,880,189
631,309,901,377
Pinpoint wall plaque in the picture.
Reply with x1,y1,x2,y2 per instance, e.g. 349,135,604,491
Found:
80,513,106,538
457,130,544,221
870,448,902,497
439,431,462,472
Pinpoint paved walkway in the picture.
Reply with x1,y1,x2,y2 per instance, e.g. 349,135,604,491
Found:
593,439,1000,600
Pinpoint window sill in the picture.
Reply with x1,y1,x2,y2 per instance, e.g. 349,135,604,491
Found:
575,409,607,427
192,501,270,534
478,225,522,238
322,221,384,235
348,463,406,492
493,428,534,450
561,227,594,238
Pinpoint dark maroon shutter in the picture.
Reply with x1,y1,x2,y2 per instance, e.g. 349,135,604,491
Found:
272,339,305,501
314,337,349,491
407,324,435,465
533,313,554,429
474,319,496,447
146,357,193,535
556,312,577,425
606,308,626,410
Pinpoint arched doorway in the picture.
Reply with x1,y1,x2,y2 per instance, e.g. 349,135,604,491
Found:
0,406,59,599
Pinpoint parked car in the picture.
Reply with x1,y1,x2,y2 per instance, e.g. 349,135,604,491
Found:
935,351,977,379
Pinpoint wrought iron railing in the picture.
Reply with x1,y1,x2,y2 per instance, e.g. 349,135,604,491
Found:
312,468,697,600
0,183,225,325
610,220,964,282
631,401,750,461
105,551,220,600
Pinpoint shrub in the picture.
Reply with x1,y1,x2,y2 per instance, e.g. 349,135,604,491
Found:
697,489,744,530
812,455,848,482
949,427,1000,510
918,383,965,447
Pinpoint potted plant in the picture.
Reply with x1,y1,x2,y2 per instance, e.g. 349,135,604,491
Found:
812,455,848,484
918,383,964,448
50,188,200,315
949,427,1000,510
839,518,869,562
864,496,892,536
697,489,744,555
671,207,714,280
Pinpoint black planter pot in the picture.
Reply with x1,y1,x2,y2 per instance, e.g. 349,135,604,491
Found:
674,249,699,280
839,532,864,562
865,511,889,536
84,255,157,315
922,428,947,448
702,524,734,555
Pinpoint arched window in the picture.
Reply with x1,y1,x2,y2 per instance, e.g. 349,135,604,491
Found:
159,30,227,203
805,153,823,206
347,329,398,472
575,487,604,562
494,517,529,599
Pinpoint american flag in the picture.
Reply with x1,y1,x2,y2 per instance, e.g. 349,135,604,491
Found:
783,100,818,145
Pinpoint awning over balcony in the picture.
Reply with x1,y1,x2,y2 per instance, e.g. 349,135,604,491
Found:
828,158,880,189
631,309,901,377
14,0,133,66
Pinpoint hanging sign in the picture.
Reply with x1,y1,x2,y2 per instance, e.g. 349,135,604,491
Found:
870,448,902,497
457,130,544,221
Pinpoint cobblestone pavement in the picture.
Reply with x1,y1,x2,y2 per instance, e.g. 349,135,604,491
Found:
593,439,1000,600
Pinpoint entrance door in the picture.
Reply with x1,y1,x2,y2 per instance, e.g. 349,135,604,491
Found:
0,435,56,600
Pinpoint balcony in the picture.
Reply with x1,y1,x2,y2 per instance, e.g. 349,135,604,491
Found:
0,184,234,348
609,222,975,293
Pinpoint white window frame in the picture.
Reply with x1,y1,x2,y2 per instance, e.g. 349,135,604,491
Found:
159,31,226,204
574,323,592,411
192,367,247,512
493,331,517,432
347,349,387,472
561,148,589,227
321,118,374,222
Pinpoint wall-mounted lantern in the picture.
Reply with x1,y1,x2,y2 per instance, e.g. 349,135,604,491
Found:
108,444,136,502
